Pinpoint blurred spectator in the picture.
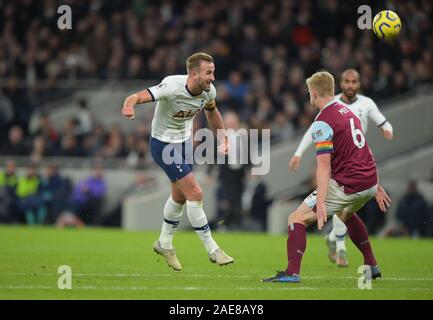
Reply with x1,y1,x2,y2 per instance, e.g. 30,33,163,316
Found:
0,160,19,222
30,135,49,163
207,111,249,230
16,165,46,225
75,99,94,136
223,71,250,104
56,165,107,227
396,181,430,237
1,126,29,156
30,114,59,154
241,170,273,231
0,92,14,139
39,164,72,223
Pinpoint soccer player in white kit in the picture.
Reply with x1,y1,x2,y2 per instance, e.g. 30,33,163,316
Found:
289,69,393,267
121,53,234,271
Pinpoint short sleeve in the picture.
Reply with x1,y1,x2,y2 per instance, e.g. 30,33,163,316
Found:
367,98,387,127
147,78,176,101
311,120,334,155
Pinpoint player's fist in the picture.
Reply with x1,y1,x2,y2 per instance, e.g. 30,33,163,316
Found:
289,155,301,171
381,129,393,140
217,136,229,155
121,103,135,120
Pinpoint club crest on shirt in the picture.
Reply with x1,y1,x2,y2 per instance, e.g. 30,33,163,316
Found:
312,129,323,140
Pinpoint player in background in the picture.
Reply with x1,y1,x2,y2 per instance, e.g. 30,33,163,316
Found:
121,53,234,271
263,71,391,283
289,69,393,267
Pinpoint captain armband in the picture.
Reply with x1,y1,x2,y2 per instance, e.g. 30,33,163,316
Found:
204,100,216,111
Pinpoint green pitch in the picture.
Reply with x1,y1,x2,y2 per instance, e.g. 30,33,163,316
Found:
0,225,432,300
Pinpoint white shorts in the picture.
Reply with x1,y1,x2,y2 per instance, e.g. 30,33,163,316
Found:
304,179,377,217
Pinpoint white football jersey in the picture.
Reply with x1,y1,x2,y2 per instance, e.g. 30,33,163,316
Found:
147,75,216,143
335,93,386,133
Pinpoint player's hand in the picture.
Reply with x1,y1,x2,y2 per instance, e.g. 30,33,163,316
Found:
217,136,229,155
316,202,328,231
122,97,136,120
375,184,391,213
289,155,301,171
381,129,393,140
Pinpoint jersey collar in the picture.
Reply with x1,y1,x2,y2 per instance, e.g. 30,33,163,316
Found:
185,84,202,97
339,95,358,105
322,98,338,111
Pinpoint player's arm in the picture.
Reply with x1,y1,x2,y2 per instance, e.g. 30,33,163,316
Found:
316,153,331,231
311,120,334,230
289,125,314,171
368,99,393,140
121,89,154,120
204,100,228,154
374,173,391,212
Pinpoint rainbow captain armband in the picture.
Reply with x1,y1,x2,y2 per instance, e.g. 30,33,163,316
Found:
315,140,334,155
204,100,216,111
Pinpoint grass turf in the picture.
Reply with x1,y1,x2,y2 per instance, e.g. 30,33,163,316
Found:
0,225,432,300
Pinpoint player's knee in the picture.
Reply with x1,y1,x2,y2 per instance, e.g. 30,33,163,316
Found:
186,186,203,201
172,193,186,204
336,211,350,223
288,211,302,225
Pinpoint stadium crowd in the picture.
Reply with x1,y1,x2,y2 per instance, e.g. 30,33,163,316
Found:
1,0,433,162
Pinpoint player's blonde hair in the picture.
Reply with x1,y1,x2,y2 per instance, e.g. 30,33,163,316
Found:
306,71,335,97
186,52,214,74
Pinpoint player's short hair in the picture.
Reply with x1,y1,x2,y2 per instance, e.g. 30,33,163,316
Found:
306,71,335,97
341,69,360,81
186,53,214,74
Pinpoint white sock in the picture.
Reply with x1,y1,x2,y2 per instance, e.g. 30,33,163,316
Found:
333,214,347,252
158,195,184,250
186,200,219,255
328,228,336,242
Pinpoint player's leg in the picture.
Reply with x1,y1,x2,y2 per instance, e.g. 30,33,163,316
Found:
176,172,234,265
157,184,186,249
337,186,381,279
323,180,350,266
333,215,349,267
150,137,190,270
153,184,186,271
262,202,317,283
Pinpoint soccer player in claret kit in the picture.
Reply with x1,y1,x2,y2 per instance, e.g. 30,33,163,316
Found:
121,52,234,271
289,69,394,268
263,71,391,283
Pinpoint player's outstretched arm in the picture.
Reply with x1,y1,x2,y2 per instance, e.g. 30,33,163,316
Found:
315,153,331,230
290,125,314,171
121,89,154,120
204,101,228,154
368,99,393,140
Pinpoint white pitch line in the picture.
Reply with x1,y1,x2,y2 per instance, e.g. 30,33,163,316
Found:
1,285,433,292
3,273,433,282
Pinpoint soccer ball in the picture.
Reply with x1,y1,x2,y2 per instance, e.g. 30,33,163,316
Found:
372,10,402,40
